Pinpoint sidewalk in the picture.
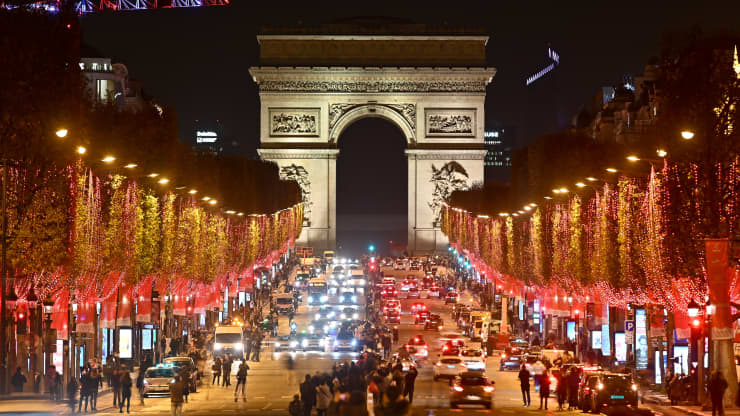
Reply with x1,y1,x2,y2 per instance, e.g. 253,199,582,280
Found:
642,390,740,416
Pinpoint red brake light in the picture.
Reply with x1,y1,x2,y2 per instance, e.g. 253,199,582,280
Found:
453,385,464,392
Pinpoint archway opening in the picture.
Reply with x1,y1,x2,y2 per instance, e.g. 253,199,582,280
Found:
336,117,407,257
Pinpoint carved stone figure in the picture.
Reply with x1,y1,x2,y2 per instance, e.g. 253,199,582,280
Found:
279,164,312,225
428,161,470,226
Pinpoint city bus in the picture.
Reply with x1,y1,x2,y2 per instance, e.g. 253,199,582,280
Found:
307,277,328,305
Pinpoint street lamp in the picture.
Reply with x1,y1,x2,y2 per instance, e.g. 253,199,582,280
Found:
656,149,668,158
55,129,68,138
681,130,695,140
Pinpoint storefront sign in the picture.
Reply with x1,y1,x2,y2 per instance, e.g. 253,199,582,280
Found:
635,309,648,369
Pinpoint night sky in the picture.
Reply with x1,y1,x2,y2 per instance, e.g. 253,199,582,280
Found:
81,1,738,254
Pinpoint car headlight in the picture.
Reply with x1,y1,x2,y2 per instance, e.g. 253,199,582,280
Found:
341,313,347,319
309,325,315,332
290,341,298,348
315,313,320,320
214,343,222,350
631,384,638,391
353,313,359,319
302,339,308,347
352,296,357,302
351,339,357,346
320,296,328,302
143,379,149,385
323,325,329,332
234,343,243,350
275,342,281,347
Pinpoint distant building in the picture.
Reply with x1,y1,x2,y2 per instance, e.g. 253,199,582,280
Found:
79,57,146,112
483,124,516,182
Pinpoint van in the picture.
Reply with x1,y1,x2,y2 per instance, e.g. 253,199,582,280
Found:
469,311,492,341
213,325,244,356
323,250,335,262
275,293,295,314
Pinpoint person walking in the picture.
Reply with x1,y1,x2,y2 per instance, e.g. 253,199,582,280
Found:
67,375,79,413
222,354,232,387
404,365,418,404
120,365,133,413
315,379,331,416
288,394,303,416
11,367,26,393
234,361,249,402
180,367,191,403
169,374,185,416
48,366,61,401
212,357,222,385
518,364,531,407
708,371,728,416
110,367,121,408
300,374,316,416
136,368,146,405
556,368,568,411
78,371,91,412
253,336,262,362
89,366,101,410
539,369,551,410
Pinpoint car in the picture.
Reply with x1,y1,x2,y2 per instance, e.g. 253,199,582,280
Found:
460,349,486,371
384,312,401,324
314,306,337,320
408,287,420,299
580,372,638,412
445,291,459,304
142,366,176,397
428,285,440,298
333,331,359,352
425,314,444,330
439,332,466,347
309,319,337,335
163,356,198,392
340,307,360,320
449,372,495,409
414,310,431,324
394,261,405,270
410,302,427,313
499,354,524,371
405,336,429,359
398,287,409,299
338,291,358,305
274,335,296,352
383,299,401,314
434,357,466,381
381,287,398,298
300,333,327,352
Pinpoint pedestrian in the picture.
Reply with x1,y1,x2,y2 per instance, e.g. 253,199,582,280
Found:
539,369,550,410
169,374,185,416
48,366,61,401
111,367,122,408
89,366,101,410
33,371,42,393
11,367,26,393
300,374,316,416
556,369,567,410
67,374,79,413
78,370,91,412
316,379,331,416
567,368,580,409
222,354,232,387
518,364,531,407
245,336,253,362
136,368,146,405
212,357,222,385
180,366,191,403
120,365,132,413
708,371,728,416
288,394,303,416
234,361,249,403
253,337,262,362
404,365,418,404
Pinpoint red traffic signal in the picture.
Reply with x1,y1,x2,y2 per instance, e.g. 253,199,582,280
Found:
691,319,701,328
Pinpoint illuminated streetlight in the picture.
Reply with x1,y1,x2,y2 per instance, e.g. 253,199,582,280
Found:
202,196,211,201
498,212,509,217
55,129,68,138
101,156,115,163
237,212,244,216
124,163,137,169
544,196,552,200
606,168,618,173
559,187,569,193
575,182,586,188
517,210,525,214
76,146,86,155
225,210,236,214
586,177,597,182
158,178,169,185
552,189,561,194
208,199,217,205
147,173,159,178
657,149,667,158
681,130,695,140
626,155,640,162
188,189,197,194
523,206,531,211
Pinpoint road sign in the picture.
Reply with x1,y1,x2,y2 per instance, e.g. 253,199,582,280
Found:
625,320,635,343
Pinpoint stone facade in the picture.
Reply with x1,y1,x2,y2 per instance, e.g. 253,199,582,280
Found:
251,31,495,253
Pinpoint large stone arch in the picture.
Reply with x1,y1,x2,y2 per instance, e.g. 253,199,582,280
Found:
251,26,495,254
329,104,416,145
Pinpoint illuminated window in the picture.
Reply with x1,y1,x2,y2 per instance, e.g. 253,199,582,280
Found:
96,79,113,101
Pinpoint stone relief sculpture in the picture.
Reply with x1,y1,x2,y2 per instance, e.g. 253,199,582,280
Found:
279,164,312,226
428,161,470,226
425,109,476,137
260,80,487,93
270,108,319,136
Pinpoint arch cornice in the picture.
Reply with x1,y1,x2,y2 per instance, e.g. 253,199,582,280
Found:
329,103,416,144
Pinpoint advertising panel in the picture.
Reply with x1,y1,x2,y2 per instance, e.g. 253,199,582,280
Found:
142,329,152,350
601,324,611,356
119,328,133,359
592,330,602,349
567,321,576,341
635,309,648,369
615,332,627,361
53,340,64,375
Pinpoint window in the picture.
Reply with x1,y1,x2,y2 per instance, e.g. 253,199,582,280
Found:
96,79,113,101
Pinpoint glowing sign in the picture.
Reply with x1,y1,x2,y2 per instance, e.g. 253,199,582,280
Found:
526,47,561,86
196,131,218,143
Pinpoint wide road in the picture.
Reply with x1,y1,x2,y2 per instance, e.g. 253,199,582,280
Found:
50,263,656,415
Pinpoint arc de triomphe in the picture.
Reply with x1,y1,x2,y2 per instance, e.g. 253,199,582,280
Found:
251,24,496,253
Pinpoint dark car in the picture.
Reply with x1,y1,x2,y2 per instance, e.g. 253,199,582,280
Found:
385,312,401,324
445,291,459,304
414,310,431,324
580,372,637,412
424,314,444,330
499,354,524,371
449,372,494,409
339,292,358,305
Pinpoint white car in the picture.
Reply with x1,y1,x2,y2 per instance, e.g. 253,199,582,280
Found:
398,287,409,299
434,357,466,381
460,349,486,371
439,332,466,347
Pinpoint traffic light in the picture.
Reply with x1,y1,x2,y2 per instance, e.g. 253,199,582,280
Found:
368,244,375,252
16,311,28,335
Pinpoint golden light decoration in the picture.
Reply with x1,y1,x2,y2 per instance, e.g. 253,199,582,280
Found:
544,196,552,200
586,177,597,182
208,199,217,205
158,178,169,185
553,189,561,194
76,146,87,155
559,187,569,193
498,212,509,217
226,210,236,214
147,173,159,178
523,206,531,211
202,196,211,201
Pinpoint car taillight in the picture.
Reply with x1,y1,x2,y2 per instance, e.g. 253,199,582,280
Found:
435,362,442,367
438,326,443,330
550,377,556,384
453,386,464,392
484,386,494,393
